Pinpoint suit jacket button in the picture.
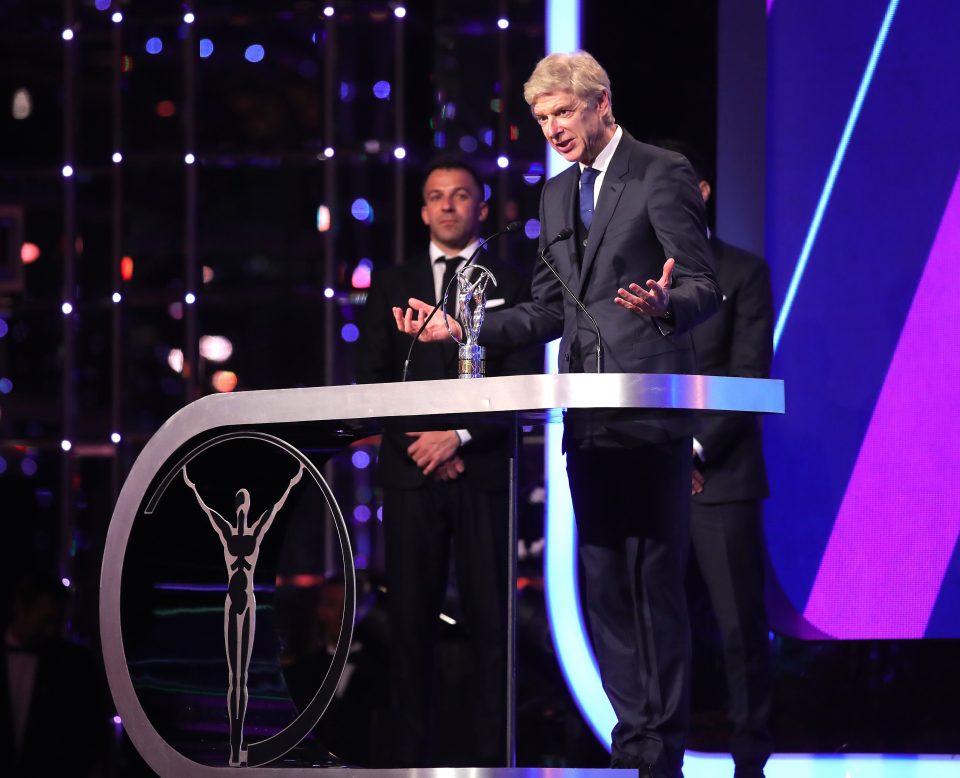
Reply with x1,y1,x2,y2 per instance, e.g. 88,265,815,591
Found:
582,238,588,247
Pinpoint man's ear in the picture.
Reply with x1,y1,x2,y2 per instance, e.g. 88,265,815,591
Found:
421,204,430,226
478,201,489,223
597,89,612,120
699,180,712,204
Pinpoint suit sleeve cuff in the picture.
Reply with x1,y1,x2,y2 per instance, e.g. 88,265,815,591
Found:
692,438,705,462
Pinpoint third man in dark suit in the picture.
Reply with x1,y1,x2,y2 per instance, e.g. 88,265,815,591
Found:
672,144,775,778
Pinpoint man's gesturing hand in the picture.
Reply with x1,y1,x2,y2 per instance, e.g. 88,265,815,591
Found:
614,257,675,318
392,297,462,342
406,430,461,476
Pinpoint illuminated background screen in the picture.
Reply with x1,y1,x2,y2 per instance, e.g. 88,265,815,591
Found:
764,0,960,639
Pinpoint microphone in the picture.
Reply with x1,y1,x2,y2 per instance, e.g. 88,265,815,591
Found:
537,228,605,374
401,221,522,382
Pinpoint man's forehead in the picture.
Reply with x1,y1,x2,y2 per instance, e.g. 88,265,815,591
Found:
423,168,479,194
532,91,579,113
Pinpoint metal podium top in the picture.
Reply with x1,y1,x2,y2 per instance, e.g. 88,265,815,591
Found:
100,373,783,777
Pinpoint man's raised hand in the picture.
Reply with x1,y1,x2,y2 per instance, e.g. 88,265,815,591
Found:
614,257,675,318
392,297,462,342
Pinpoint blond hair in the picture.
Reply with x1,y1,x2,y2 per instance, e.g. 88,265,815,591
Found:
523,50,615,126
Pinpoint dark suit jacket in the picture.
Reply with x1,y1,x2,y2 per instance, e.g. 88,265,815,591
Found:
0,641,109,778
482,131,721,445
357,253,539,490
691,236,773,504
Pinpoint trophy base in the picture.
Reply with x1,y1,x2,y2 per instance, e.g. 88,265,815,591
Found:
458,344,486,379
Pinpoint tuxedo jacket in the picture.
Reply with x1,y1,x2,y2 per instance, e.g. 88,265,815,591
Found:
0,642,108,777
482,131,721,445
357,253,539,490
691,237,773,504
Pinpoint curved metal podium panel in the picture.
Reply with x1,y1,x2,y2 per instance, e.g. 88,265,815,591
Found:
100,374,783,776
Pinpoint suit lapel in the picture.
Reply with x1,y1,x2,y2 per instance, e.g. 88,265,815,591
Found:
577,133,632,298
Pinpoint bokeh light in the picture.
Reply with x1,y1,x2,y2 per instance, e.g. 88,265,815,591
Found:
373,80,391,99
145,38,162,55
524,161,545,185
352,450,371,469
316,205,331,232
20,242,40,264
199,335,233,362
199,39,214,58
212,371,238,393
12,88,32,120
244,44,265,63
351,261,372,289
167,349,184,373
341,323,359,343
524,219,541,240
351,198,373,223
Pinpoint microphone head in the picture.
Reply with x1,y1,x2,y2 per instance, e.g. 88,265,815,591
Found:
555,227,574,240
504,220,522,233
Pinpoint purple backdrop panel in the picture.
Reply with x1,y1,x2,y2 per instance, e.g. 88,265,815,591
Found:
803,169,960,638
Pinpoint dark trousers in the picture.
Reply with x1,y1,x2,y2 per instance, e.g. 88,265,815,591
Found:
691,499,773,774
567,439,692,778
383,480,507,767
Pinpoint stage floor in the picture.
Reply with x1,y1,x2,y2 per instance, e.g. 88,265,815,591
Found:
217,754,960,777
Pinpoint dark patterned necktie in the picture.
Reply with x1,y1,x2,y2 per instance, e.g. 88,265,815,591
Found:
580,166,599,230
435,256,463,305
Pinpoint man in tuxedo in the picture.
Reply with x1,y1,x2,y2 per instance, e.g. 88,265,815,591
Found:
357,156,537,767
1,575,109,777
394,52,720,778
664,142,774,778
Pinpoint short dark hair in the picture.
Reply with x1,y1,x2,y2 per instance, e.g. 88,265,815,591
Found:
650,138,712,185
421,155,485,199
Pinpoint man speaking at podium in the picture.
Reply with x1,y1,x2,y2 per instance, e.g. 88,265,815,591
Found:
394,52,720,778
358,157,537,767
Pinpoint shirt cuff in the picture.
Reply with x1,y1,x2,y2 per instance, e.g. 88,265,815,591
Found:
455,429,471,446
692,438,705,462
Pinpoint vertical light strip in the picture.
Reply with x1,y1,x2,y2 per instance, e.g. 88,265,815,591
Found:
542,0,617,749
772,0,900,351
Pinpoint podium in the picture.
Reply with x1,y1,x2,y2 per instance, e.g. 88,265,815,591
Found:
100,373,784,775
